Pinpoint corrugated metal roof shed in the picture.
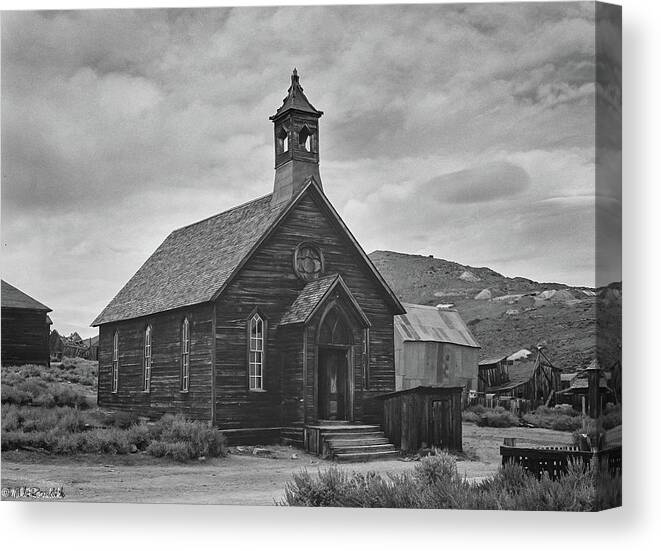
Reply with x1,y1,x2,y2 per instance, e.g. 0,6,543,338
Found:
395,303,479,348
1,280,51,311
479,355,508,366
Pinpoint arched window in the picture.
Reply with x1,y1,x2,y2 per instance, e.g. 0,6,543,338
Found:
181,318,190,392
143,325,152,392
299,125,314,152
111,330,119,393
277,126,289,154
319,307,353,345
248,313,265,390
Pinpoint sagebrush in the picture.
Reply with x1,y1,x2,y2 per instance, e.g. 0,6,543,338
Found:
281,451,621,511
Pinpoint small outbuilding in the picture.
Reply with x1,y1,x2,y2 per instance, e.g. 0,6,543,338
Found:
1,280,52,366
379,386,463,453
394,303,480,399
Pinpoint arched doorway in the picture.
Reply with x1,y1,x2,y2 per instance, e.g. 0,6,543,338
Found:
317,305,354,420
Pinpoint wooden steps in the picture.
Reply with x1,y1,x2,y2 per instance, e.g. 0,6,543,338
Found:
303,422,399,462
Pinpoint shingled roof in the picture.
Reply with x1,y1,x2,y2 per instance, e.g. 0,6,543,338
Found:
270,69,323,120
92,194,286,325
93,182,404,326
279,275,339,325
1,280,51,311
279,274,370,327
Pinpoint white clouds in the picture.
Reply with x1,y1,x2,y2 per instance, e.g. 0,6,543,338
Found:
0,3,620,336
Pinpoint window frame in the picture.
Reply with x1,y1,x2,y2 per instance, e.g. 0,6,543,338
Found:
292,241,325,281
111,330,119,393
143,324,152,392
181,317,190,392
247,311,267,392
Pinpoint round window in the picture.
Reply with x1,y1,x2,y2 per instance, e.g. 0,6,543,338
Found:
293,242,324,281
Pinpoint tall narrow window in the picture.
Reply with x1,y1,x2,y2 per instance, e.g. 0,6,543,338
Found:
111,330,119,393
249,313,265,390
181,318,190,392
143,325,152,392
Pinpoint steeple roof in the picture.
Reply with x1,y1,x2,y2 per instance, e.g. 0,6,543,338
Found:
270,69,323,120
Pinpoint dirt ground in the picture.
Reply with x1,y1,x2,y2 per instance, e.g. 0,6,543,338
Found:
1,423,572,505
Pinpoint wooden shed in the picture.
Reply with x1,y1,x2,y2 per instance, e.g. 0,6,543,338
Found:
1,280,52,366
394,303,480,400
379,386,463,453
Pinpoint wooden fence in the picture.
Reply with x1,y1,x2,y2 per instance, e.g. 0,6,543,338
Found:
500,444,622,480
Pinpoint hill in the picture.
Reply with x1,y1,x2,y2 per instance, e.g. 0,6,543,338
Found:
369,250,621,371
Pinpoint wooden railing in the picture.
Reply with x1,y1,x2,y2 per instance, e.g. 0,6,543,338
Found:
500,444,622,480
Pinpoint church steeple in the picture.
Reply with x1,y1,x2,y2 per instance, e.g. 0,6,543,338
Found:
270,69,323,206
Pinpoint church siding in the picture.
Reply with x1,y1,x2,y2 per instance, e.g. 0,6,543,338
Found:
214,191,396,428
98,303,213,421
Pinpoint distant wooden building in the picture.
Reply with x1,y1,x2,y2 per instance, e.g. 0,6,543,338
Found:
1,280,52,366
477,355,509,394
556,360,614,412
49,331,99,361
479,348,562,407
394,303,480,398
92,71,406,440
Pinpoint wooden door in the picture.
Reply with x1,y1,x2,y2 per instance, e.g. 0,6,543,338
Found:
431,398,451,449
318,348,348,420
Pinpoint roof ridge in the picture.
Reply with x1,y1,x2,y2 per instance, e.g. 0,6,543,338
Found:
172,192,273,233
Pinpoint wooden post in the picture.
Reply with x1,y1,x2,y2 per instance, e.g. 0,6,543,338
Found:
587,364,601,419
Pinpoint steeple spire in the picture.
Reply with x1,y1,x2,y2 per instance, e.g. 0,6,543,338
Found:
270,69,323,121
270,70,323,206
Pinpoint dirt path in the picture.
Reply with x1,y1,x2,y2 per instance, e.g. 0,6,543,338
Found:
1,424,573,505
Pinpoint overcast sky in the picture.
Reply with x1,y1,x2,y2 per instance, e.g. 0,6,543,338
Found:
1,2,621,338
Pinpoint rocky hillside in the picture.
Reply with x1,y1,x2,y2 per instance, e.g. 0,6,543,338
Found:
369,250,621,371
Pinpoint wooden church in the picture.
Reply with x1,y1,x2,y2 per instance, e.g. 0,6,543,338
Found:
93,71,406,446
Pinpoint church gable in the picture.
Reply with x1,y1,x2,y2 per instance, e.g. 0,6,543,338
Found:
217,184,404,322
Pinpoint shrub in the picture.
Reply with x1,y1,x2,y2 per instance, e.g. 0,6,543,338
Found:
0,374,90,409
1,387,32,406
59,357,98,388
522,405,583,432
462,404,518,426
148,414,227,459
126,423,151,450
283,467,353,507
414,452,461,486
2,389,225,461
1,430,54,451
112,411,140,429
147,441,195,462
476,407,519,428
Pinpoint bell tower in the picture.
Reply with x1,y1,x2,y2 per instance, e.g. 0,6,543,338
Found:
270,69,323,206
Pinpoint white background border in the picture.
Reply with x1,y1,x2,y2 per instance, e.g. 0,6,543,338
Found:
1,0,658,549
